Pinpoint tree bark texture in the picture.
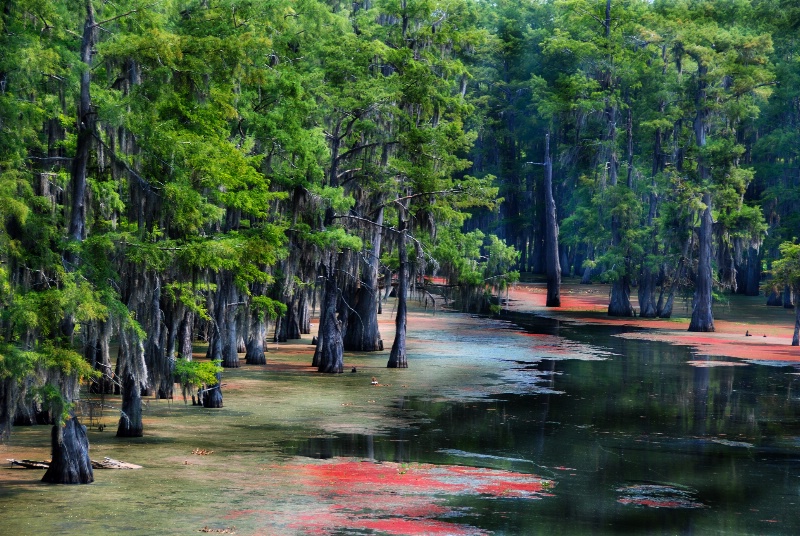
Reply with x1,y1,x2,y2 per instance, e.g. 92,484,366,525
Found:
210,271,240,368
608,276,634,317
689,193,715,332
42,417,93,484
68,0,96,244
544,134,561,307
638,270,657,318
88,321,114,394
315,262,344,373
178,309,194,360
202,373,224,408
298,289,311,334
344,207,384,352
388,208,409,368
116,370,143,437
245,306,267,365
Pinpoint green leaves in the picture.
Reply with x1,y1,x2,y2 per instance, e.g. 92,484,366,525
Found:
174,358,223,403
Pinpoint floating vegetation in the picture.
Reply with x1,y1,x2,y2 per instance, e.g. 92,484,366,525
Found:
616,484,706,509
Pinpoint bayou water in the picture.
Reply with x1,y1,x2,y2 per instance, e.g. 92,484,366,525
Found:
1,301,799,535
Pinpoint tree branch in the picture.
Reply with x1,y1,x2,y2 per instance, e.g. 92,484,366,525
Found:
93,10,138,28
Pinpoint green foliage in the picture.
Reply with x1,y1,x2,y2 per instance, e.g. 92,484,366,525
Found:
433,226,518,290
769,242,800,296
174,358,223,403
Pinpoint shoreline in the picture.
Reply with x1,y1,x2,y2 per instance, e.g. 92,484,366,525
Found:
502,282,800,365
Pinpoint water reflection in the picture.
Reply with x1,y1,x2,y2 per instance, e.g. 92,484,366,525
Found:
287,315,800,535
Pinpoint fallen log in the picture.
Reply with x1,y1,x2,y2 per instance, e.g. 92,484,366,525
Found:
8,457,142,470
92,457,143,469
7,459,50,469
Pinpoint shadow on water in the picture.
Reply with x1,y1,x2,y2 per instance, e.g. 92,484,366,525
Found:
285,312,800,535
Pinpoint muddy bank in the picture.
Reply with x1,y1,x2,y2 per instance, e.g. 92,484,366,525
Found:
504,282,800,365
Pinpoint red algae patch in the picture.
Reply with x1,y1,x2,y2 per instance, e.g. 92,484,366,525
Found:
264,458,554,535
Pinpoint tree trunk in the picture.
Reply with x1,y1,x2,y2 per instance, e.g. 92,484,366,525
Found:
67,0,96,245
88,321,114,394
543,134,561,307
689,193,715,332
766,289,783,306
178,309,195,360
793,303,799,346
744,246,760,296
608,276,634,317
580,245,593,284
202,373,223,408
344,207,384,352
281,292,302,340
688,58,714,332
639,123,662,319
42,417,93,484
298,288,311,334
638,270,657,318
559,243,570,277
315,262,344,373
116,370,143,437
388,208,409,368
212,272,240,368
245,307,267,365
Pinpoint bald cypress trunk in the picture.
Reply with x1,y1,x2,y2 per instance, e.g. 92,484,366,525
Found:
608,276,634,317
202,373,223,408
68,0,96,246
245,302,267,365
388,208,409,368
117,370,143,437
245,319,267,365
315,262,344,373
688,61,715,333
178,310,195,360
298,289,311,334
543,134,561,307
689,193,715,332
42,417,93,484
344,207,384,352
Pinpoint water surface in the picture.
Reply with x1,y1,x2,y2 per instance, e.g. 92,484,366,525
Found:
1,310,799,535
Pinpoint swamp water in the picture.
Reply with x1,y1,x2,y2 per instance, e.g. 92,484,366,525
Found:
2,307,800,535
